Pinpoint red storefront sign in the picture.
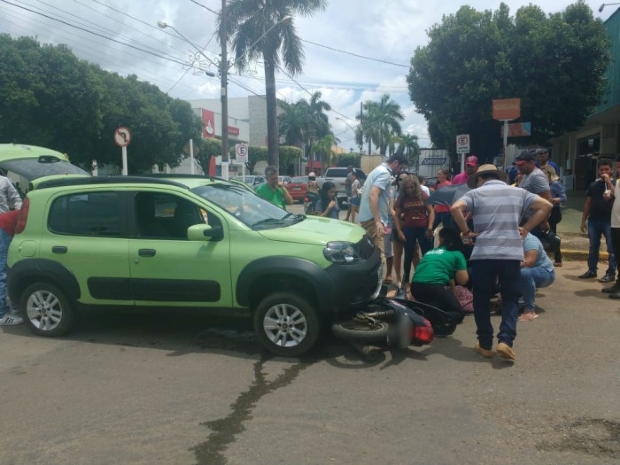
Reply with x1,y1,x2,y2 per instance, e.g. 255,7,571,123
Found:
201,109,216,139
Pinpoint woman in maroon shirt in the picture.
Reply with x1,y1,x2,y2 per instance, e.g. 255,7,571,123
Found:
394,175,434,287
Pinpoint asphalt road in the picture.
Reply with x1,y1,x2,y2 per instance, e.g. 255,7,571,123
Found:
1,260,619,465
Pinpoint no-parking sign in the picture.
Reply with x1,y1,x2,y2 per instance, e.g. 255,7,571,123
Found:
456,134,470,154
235,143,248,163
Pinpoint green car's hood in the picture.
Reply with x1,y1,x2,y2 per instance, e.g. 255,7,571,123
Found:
258,216,365,245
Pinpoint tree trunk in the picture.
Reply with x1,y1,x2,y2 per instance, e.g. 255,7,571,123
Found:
264,59,279,168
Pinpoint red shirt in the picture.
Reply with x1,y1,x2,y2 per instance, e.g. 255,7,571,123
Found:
397,193,429,228
0,209,20,236
434,181,452,213
451,172,469,185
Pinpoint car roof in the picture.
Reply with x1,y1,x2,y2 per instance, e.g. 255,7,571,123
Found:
30,173,255,193
0,144,89,180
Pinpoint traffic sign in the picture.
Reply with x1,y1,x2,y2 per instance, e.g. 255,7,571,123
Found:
114,127,132,147
235,143,248,163
456,134,470,154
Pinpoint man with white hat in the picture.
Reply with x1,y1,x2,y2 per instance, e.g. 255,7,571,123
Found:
451,164,552,362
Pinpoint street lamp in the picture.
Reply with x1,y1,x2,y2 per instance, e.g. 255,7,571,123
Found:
599,3,620,12
157,22,218,74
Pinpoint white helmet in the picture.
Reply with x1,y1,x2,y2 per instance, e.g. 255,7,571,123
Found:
309,172,316,177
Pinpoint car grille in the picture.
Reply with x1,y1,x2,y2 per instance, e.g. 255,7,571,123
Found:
356,234,375,260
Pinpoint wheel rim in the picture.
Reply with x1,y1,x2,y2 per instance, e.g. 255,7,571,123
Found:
262,303,308,348
26,289,63,332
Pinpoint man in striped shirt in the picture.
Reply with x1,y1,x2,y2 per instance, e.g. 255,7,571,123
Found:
451,165,552,362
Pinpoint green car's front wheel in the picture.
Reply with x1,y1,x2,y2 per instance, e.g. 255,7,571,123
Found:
254,292,320,357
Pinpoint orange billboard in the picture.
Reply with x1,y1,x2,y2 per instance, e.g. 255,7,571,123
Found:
493,98,521,121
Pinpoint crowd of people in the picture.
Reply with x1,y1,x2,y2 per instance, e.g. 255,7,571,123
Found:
247,152,619,362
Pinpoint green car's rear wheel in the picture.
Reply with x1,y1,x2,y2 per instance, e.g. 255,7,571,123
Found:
21,282,76,337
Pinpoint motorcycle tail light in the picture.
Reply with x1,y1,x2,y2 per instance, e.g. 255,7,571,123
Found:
410,319,434,346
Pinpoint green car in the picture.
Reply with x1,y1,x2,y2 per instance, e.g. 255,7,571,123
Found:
8,172,382,356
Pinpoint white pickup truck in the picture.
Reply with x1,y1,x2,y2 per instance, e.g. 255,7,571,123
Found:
317,167,367,206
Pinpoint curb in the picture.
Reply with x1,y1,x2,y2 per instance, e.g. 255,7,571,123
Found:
562,249,608,262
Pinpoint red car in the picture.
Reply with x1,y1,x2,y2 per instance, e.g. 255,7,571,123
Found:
286,176,309,202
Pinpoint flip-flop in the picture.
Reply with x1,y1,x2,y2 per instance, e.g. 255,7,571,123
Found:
518,312,539,322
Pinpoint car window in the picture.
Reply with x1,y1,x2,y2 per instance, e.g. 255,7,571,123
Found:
326,168,347,177
1,159,89,181
291,176,308,183
192,183,302,230
48,191,122,237
134,192,218,240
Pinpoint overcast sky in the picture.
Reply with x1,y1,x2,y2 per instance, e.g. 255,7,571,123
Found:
0,0,614,151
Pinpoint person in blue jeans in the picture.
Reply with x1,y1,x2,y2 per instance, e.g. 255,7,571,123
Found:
518,233,556,321
0,209,23,325
451,164,552,362
579,160,616,282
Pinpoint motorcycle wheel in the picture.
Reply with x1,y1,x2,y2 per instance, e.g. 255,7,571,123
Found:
332,319,389,342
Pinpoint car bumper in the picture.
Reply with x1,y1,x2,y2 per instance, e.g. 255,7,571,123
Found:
325,246,382,309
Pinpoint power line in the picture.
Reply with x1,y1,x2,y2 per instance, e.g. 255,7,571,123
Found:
300,38,409,68
187,0,218,15
0,0,190,66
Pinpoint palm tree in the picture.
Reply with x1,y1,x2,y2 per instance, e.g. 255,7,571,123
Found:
355,94,405,156
310,134,335,169
219,0,327,169
398,133,420,165
278,99,312,147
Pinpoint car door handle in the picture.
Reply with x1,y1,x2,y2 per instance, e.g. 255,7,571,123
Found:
138,249,156,257
52,246,67,254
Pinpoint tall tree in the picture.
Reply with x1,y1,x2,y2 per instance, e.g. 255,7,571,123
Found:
407,2,610,161
219,0,327,169
355,94,404,156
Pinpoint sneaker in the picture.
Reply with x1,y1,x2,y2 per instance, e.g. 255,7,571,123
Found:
497,342,515,361
599,274,615,283
0,313,24,326
578,270,597,279
474,342,494,358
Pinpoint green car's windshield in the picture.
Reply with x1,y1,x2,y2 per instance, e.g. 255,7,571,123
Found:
192,184,303,229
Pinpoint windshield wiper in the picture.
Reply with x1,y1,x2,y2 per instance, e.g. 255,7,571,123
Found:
252,218,285,227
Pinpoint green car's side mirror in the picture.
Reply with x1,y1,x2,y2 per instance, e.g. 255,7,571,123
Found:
187,224,214,241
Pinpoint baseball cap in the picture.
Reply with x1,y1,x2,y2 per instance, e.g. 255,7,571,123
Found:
515,150,536,164
465,155,478,166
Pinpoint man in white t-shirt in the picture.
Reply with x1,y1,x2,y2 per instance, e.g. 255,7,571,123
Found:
359,154,408,263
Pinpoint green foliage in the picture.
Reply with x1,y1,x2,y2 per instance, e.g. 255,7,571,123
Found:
335,153,361,168
0,34,203,172
310,134,335,168
247,145,269,173
193,138,222,175
355,94,405,156
219,0,327,168
407,1,611,161
279,145,303,175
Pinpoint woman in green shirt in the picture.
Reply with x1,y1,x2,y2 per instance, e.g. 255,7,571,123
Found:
411,227,469,324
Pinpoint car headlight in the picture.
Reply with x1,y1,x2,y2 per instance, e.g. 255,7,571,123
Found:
323,241,361,263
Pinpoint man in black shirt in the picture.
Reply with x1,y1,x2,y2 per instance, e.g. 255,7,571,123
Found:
579,159,617,281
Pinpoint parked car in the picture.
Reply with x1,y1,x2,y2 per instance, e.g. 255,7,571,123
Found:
231,175,265,189
285,176,309,202
8,174,382,357
278,176,292,185
318,167,367,206
0,143,89,181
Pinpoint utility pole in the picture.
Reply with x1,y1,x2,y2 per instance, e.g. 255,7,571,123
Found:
220,0,229,179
